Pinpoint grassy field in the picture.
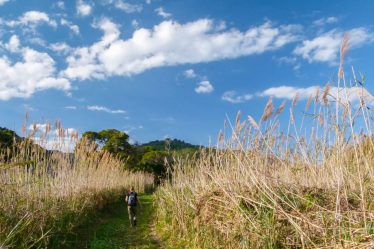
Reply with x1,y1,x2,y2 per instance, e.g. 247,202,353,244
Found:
86,194,159,249
0,131,153,248
155,47,374,248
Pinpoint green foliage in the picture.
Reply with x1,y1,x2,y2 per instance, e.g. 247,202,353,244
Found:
0,127,20,148
81,129,199,182
140,150,171,177
142,138,199,151
82,129,134,158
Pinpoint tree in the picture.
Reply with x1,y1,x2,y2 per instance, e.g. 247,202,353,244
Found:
138,150,173,184
81,129,134,159
0,127,19,148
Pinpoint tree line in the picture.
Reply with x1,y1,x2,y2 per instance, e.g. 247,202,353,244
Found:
0,127,200,183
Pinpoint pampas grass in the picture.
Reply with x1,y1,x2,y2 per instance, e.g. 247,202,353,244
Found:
155,37,374,249
0,123,153,248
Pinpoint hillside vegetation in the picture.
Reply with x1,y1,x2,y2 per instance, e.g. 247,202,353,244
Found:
81,130,200,182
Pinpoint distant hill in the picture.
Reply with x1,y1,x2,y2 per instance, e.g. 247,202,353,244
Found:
0,127,21,148
141,139,200,151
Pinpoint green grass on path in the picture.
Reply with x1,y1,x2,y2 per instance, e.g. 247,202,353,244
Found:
87,194,160,249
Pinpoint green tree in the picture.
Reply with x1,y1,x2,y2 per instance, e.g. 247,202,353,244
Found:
0,127,19,148
81,129,134,159
138,150,172,184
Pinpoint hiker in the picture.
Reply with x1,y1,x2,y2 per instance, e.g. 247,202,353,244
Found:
125,187,140,227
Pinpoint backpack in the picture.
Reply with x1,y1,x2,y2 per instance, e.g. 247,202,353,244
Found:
128,192,137,206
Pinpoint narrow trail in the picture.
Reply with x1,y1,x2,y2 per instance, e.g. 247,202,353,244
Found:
82,194,160,249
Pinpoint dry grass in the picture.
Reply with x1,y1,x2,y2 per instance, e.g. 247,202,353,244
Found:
0,124,153,248
156,44,374,248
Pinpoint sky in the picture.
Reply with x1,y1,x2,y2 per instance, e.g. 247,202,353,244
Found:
1,0,374,147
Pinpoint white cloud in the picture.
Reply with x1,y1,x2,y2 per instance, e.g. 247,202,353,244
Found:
131,19,139,29
28,123,47,132
222,91,253,103
145,0,151,4
63,18,120,80
28,37,47,46
313,16,338,26
28,124,78,152
195,80,213,94
61,18,80,35
87,105,126,114
258,85,374,103
277,56,300,70
28,123,77,136
294,28,374,63
21,11,56,27
155,7,171,18
293,31,340,63
183,69,197,78
56,1,65,9
5,35,20,52
62,19,301,80
50,42,72,54
65,106,77,110
77,0,92,17
0,0,9,6
0,35,71,100
106,0,143,13
259,86,317,100
5,11,57,27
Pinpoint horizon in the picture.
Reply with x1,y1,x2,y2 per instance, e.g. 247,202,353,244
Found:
1,0,374,148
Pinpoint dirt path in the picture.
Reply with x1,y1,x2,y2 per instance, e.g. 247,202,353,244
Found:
84,194,160,249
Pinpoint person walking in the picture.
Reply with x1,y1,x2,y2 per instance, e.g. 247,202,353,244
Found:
125,187,140,227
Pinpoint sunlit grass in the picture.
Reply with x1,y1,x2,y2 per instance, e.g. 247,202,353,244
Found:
0,124,153,248
156,36,374,248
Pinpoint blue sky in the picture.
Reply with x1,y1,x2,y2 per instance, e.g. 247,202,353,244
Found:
1,0,374,146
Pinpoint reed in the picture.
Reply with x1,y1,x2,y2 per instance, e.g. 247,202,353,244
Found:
0,124,153,248
155,43,374,248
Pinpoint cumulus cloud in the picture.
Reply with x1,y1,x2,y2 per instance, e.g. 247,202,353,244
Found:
28,123,78,152
28,123,47,132
87,105,126,114
62,19,301,80
5,35,20,52
105,0,143,13
61,18,80,35
50,42,72,54
4,11,57,27
195,80,214,94
155,7,171,18
258,85,374,103
0,35,71,100
20,11,56,26
183,69,197,78
222,91,253,103
294,28,374,63
313,16,338,26
28,123,78,137
77,0,92,17
259,86,317,100
0,0,9,6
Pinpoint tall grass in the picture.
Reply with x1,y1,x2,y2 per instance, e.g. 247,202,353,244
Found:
156,37,374,248
0,122,153,248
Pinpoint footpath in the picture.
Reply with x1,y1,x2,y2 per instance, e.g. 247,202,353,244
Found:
79,194,160,249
